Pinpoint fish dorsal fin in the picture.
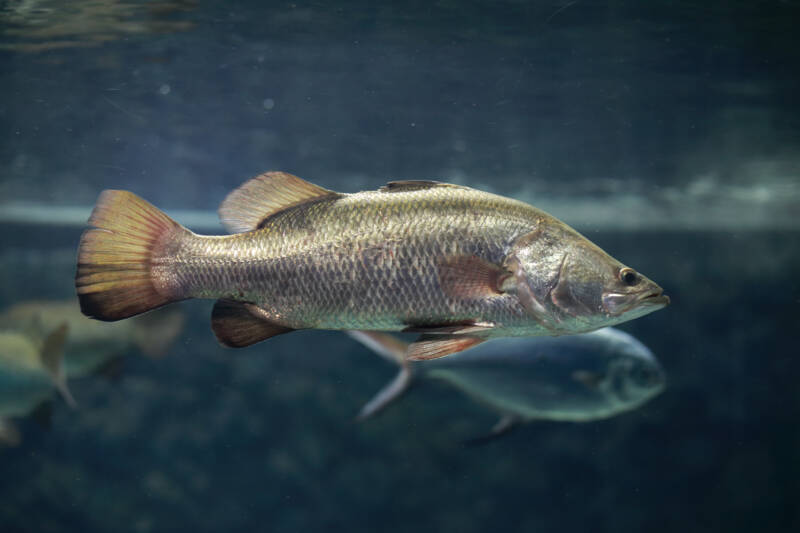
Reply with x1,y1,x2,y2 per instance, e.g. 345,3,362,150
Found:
211,299,296,347
380,180,461,192
218,171,341,233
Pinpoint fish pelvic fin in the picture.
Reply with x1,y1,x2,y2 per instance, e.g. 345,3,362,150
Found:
39,323,76,408
218,171,342,233
347,331,414,421
406,334,485,361
211,299,296,348
76,190,190,321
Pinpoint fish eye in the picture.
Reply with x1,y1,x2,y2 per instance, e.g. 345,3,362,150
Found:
619,268,639,286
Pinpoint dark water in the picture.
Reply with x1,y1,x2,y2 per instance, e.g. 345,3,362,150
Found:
1,2,799,532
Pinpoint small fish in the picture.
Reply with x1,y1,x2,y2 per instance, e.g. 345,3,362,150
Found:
0,322,74,446
76,172,669,359
0,299,184,379
349,328,665,440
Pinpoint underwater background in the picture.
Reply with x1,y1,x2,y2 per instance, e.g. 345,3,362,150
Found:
1,1,798,532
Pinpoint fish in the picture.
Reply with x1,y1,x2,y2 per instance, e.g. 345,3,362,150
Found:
0,321,75,446
348,327,666,440
0,299,184,379
75,171,669,359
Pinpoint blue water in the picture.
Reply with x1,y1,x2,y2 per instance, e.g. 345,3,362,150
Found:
1,1,798,532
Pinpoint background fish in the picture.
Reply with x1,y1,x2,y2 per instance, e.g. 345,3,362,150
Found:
0,299,184,379
349,327,665,440
76,172,668,359
0,322,74,446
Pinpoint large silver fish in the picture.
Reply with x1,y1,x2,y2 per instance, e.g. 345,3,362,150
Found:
349,328,665,439
76,171,669,359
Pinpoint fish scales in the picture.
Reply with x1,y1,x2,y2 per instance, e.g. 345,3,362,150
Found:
164,186,540,330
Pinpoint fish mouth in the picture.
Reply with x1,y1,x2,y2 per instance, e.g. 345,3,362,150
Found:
638,289,670,308
602,288,670,316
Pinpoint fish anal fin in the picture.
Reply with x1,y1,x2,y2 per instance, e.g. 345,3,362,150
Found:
218,171,341,233
211,299,295,348
464,414,521,446
438,255,511,301
406,334,485,361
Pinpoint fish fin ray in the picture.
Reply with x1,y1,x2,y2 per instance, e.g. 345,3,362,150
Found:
211,299,295,348
75,190,188,321
218,171,341,233
438,255,510,301
406,334,485,361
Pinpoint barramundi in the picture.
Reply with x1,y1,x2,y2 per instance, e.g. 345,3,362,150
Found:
76,172,669,359
349,327,665,440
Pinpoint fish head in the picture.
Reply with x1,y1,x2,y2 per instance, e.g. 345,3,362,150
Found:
570,329,666,411
506,222,669,333
605,334,666,408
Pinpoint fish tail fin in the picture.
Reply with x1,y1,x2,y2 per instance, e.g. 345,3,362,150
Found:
347,331,414,421
76,190,189,321
39,323,76,408
131,309,185,358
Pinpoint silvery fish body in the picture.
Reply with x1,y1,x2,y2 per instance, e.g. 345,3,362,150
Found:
421,328,665,421
349,327,665,438
76,172,669,359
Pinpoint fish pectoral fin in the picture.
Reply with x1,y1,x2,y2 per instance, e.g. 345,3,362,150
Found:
571,370,604,390
437,255,511,301
406,334,485,361
464,414,521,447
218,171,342,233
211,299,296,348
